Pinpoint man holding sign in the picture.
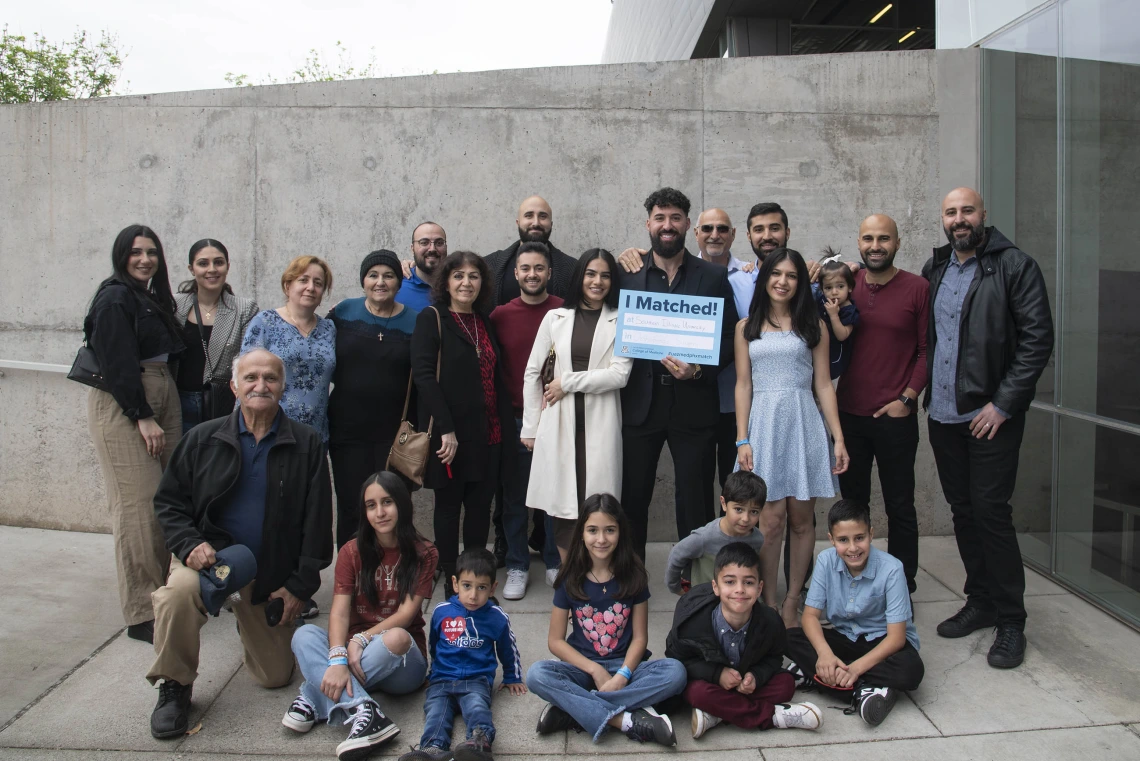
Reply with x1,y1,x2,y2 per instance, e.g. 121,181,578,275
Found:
617,187,739,557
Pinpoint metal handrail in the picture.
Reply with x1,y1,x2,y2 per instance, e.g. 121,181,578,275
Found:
0,360,70,374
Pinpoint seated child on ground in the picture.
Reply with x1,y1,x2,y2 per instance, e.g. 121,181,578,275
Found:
784,499,924,727
526,493,687,747
665,542,823,738
399,548,526,761
811,254,860,379
665,471,767,595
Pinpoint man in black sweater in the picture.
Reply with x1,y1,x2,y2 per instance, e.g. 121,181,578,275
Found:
484,195,578,306
666,543,822,738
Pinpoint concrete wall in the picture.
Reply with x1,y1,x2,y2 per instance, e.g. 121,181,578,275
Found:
0,50,976,540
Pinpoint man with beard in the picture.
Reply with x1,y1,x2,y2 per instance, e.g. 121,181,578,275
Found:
484,195,578,306
618,187,738,557
835,214,930,598
488,242,564,599
396,221,447,311
923,188,1053,670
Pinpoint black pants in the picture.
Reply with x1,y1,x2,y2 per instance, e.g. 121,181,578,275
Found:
433,444,502,570
785,627,924,694
715,411,737,489
838,411,920,593
621,384,716,557
329,440,394,549
928,414,1027,628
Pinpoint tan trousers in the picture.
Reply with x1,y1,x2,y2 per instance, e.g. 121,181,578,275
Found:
147,560,296,688
87,364,181,625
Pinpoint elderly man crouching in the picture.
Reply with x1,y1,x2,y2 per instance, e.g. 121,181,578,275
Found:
147,348,332,739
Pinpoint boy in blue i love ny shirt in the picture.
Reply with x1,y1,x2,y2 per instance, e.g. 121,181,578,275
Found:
399,549,525,761
783,500,924,727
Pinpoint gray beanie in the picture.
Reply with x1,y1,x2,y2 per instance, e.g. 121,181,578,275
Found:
360,249,403,287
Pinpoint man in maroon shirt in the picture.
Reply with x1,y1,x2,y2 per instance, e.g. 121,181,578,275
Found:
488,242,564,600
836,214,930,594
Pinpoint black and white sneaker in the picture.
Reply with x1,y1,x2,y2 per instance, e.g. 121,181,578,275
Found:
785,660,813,689
625,707,676,747
336,702,400,760
398,745,453,761
453,728,493,761
281,693,316,733
536,703,578,734
851,685,897,726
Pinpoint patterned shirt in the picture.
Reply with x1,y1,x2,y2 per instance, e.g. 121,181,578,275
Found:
452,311,501,445
712,603,749,668
240,310,336,442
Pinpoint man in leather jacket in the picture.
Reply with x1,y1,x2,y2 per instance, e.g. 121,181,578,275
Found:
922,187,1054,670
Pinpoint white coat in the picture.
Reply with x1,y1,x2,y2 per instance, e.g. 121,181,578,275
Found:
521,305,632,519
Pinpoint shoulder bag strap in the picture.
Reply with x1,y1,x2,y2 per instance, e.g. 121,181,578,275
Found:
191,295,215,382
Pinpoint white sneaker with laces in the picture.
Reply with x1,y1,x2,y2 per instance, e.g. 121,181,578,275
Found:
691,707,722,739
503,568,528,600
772,702,823,730
545,568,559,587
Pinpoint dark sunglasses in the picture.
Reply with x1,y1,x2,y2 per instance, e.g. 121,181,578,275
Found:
699,224,731,234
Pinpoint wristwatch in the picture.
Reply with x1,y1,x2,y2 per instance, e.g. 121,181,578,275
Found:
692,364,703,380
898,394,915,410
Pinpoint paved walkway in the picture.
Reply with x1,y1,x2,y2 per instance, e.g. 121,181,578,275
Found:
1,525,1139,760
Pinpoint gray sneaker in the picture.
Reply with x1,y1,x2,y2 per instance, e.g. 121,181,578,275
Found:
503,569,528,600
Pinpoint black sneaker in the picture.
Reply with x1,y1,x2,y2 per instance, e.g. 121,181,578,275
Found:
987,625,1027,669
398,746,453,761
281,692,316,733
850,685,897,726
150,679,193,739
300,599,320,619
453,728,493,761
127,620,154,644
785,660,811,689
493,535,508,569
536,703,577,734
625,707,676,746
936,605,997,638
336,702,400,761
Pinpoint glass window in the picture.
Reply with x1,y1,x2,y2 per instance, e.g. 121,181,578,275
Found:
938,0,1055,49
1012,408,1054,568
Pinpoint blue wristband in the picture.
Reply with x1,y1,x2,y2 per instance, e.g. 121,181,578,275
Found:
328,657,348,667
735,439,750,448
617,666,633,680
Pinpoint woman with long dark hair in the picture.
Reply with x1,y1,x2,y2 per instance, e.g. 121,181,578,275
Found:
734,248,849,629
411,250,514,594
522,249,632,568
174,239,258,433
286,471,438,759
85,224,185,643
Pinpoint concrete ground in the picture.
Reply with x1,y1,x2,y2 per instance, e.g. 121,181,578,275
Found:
2,526,1139,760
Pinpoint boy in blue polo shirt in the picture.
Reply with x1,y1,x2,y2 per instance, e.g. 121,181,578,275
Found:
784,500,924,727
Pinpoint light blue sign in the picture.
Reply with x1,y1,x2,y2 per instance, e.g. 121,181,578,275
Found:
613,289,725,364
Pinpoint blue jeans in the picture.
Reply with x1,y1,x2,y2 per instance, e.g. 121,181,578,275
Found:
418,678,494,750
292,624,427,722
179,390,205,435
501,417,533,571
542,513,560,570
526,657,687,741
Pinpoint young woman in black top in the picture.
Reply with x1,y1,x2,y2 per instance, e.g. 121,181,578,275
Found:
84,224,184,643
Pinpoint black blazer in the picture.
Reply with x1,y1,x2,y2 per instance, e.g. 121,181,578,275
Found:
616,251,739,428
410,306,516,490
484,240,579,306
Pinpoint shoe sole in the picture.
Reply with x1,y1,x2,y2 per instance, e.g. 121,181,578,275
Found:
642,706,676,746
336,723,400,761
691,709,716,739
987,653,1025,669
150,719,189,740
860,696,896,726
800,702,823,730
536,703,571,734
281,713,315,733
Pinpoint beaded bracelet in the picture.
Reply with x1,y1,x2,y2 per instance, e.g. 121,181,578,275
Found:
617,665,633,680
351,632,372,649
327,656,349,667
328,646,348,658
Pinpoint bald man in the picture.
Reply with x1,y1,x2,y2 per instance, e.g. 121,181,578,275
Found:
835,214,929,599
484,196,578,306
148,348,331,738
923,188,1053,670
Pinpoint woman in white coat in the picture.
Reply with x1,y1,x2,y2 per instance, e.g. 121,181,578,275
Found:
521,249,633,562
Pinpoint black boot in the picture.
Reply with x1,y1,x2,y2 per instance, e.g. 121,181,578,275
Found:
150,680,193,739
127,620,154,644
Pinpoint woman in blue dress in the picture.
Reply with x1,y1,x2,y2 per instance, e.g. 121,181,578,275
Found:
241,255,336,619
733,248,849,630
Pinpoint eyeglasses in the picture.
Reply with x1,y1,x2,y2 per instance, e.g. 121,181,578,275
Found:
415,238,447,248
699,225,731,234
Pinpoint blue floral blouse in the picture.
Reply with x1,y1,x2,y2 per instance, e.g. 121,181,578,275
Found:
240,309,337,443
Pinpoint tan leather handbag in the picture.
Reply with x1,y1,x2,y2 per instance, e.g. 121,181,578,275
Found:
386,307,441,487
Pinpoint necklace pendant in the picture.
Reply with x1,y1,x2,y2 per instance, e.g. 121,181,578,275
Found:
377,332,384,341
603,586,608,594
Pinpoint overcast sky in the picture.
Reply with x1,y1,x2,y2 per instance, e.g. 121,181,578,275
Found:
6,0,615,96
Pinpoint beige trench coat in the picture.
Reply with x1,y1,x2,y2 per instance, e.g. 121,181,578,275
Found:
521,306,633,519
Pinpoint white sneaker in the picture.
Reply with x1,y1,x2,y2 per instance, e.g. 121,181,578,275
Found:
691,707,722,739
545,567,559,586
772,702,822,730
503,569,528,600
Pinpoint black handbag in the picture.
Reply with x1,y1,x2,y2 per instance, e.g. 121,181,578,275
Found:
67,342,106,390
193,298,237,419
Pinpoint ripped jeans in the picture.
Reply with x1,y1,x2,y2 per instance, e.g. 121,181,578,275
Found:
291,624,427,722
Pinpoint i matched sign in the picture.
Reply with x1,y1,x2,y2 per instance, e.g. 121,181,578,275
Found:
613,289,725,364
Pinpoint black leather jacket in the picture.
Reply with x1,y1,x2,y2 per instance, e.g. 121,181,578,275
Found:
921,227,1054,416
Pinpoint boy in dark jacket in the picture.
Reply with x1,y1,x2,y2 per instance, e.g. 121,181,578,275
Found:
665,543,822,738
400,549,525,761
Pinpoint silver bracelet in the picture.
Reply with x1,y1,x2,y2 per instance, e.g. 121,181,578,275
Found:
351,632,372,649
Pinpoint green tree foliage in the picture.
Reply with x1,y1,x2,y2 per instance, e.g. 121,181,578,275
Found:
225,41,378,87
0,26,124,103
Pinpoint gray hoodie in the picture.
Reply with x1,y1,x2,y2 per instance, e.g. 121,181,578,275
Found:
665,517,765,593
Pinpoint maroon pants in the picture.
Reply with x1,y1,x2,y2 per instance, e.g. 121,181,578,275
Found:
683,671,796,729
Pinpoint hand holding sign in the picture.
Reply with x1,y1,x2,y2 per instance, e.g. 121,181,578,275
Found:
661,355,696,380
615,289,725,365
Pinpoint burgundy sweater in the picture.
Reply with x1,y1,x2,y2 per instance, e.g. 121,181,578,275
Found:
489,295,564,415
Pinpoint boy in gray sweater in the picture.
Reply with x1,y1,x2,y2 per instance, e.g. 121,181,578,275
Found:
666,471,767,594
